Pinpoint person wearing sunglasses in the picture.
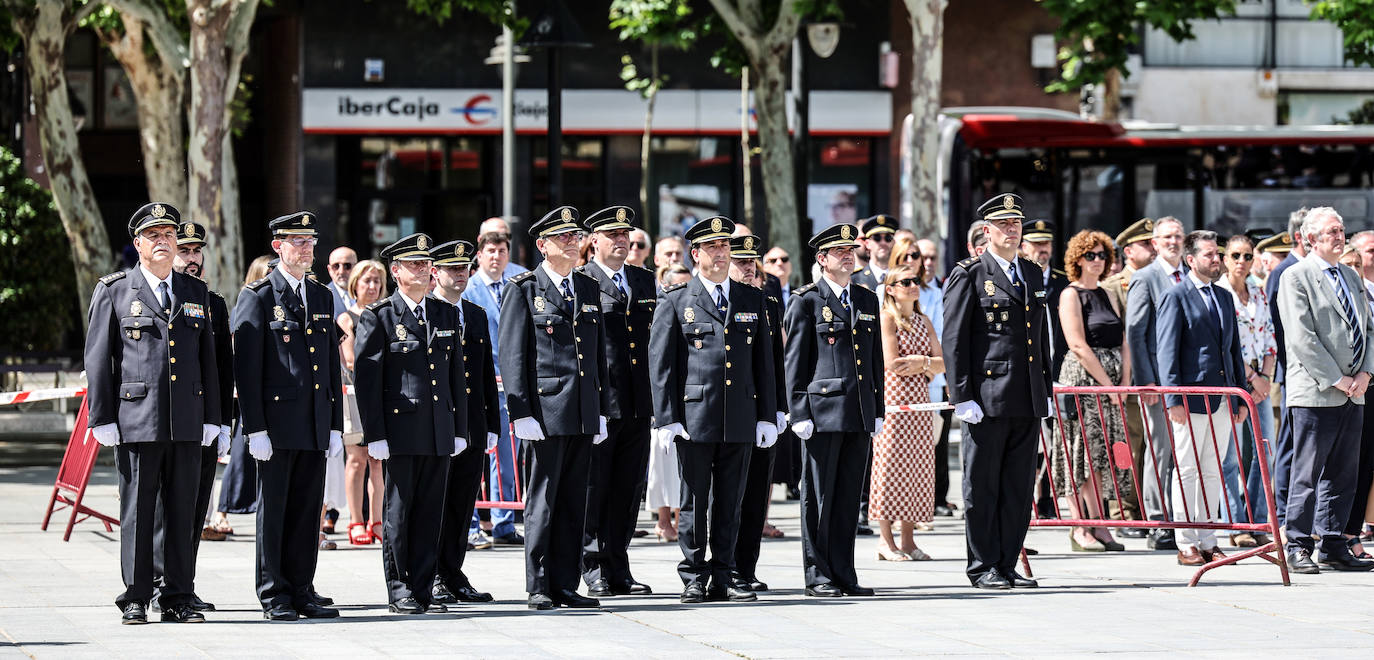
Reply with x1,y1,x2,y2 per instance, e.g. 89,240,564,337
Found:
1051,230,1132,554
325,246,358,317
762,246,793,307
1216,234,1277,549
626,228,651,268
851,214,899,294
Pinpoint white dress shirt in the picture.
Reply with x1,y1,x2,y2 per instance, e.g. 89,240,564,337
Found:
276,264,307,316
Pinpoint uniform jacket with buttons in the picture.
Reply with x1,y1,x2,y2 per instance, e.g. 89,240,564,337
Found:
578,262,655,420
499,267,609,437
231,268,343,451
651,277,777,444
784,279,884,433
354,291,467,456
941,251,1052,419
458,299,499,441
208,291,235,425
84,269,221,442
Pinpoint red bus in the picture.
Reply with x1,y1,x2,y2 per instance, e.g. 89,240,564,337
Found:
912,107,1374,271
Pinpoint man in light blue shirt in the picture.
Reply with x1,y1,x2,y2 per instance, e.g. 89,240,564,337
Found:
917,238,953,515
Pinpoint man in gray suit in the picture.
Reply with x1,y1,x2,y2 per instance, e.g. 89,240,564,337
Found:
1277,207,1374,574
1125,216,1186,550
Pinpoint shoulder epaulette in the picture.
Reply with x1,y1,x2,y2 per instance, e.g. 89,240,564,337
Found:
247,277,270,290
662,281,688,294
209,290,226,302
955,257,978,270
365,299,389,312
304,277,329,291
1052,268,1067,277
509,270,536,285
572,269,597,282
793,283,817,296
98,271,127,285
630,263,654,275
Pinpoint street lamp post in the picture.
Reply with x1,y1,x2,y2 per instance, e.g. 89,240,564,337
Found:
518,0,591,209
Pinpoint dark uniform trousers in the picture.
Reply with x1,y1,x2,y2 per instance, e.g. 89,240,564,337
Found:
232,270,342,610
85,269,222,611
733,445,774,584
498,267,610,596
355,293,465,606
942,251,1053,583
437,299,498,592
784,280,883,589
651,277,776,589
579,262,656,587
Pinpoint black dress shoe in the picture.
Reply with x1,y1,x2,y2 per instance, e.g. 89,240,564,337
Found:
528,592,556,610
263,604,299,621
188,595,215,612
680,582,706,603
934,505,954,517
609,579,652,595
1146,529,1178,551
786,485,801,500
1001,571,1038,588
855,523,875,536
733,575,769,592
308,589,334,607
160,603,205,623
432,582,458,604
1288,548,1320,574
389,597,424,614
121,602,148,625
587,578,613,597
1318,550,1374,572
840,584,875,596
296,602,340,618
707,584,758,602
1117,527,1148,539
424,603,449,613
492,531,525,546
452,584,494,602
805,583,843,597
972,573,1011,590
554,589,600,608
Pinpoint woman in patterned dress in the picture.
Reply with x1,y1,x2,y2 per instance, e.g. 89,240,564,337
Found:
870,264,944,561
1053,230,1131,552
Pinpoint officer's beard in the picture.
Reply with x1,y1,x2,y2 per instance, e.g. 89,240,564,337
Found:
183,263,202,278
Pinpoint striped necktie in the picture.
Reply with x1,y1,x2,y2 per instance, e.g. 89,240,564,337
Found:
1328,267,1365,371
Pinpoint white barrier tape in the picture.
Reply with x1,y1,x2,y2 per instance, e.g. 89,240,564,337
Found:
0,387,87,406
885,402,954,413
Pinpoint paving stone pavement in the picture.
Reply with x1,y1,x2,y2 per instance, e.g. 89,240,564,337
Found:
3,461,1374,658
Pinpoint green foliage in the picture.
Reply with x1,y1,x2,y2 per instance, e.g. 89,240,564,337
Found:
399,0,527,33
611,0,696,97
1310,0,1374,67
1038,0,1236,93
1340,98,1374,124
0,145,79,351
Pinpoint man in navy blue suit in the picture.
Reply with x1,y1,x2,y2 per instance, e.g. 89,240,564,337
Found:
1157,230,1247,566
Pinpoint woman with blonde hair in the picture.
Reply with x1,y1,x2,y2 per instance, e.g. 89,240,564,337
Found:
1053,230,1131,552
870,262,943,561
336,259,389,545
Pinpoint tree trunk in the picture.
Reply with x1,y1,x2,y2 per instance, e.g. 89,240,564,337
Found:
216,133,244,303
14,1,113,320
1101,67,1122,122
187,0,259,300
639,45,656,222
740,66,753,226
905,0,945,241
98,13,188,208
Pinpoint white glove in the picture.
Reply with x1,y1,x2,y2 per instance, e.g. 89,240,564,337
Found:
201,424,218,446
513,416,546,441
452,436,468,456
217,425,231,457
593,416,609,444
776,411,786,430
873,418,884,437
653,422,689,445
954,400,985,425
486,432,499,454
756,421,778,449
328,430,344,458
90,423,119,447
367,440,391,461
791,419,815,440
1046,397,1054,417
248,431,274,461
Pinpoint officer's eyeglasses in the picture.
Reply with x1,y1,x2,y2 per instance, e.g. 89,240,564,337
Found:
281,237,317,248
1229,252,1255,262
870,233,894,243
548,232,584,244
893,277,921,288
1082,250,1110,262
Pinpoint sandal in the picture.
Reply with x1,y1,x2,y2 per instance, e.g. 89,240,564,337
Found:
371,522,383,544
348,522,371,546
877,547,912,562
1348,536,1372,559
319,532,337,551
209,515,233,536
903,546,932,561
762,522,785,538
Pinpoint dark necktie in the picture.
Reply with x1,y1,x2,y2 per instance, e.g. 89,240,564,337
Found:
414,302,425,326
492,280,503,307
1328,267,1365,371
158,281,172,315
1008,266,1021,293
294,283,305,315
613,271,628,300
1172,270,1183,284
715,284,728,317
1201,285,1222,328
839,288,850,316
560,279,574,314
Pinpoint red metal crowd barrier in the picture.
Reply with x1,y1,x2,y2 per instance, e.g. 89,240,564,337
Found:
1028,385,1287,586
39,395,120,540
473,416,524,512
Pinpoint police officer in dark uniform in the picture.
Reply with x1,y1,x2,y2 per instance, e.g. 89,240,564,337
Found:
651,216,777,604
850,214,898,292
85,202,222,624
577,205,656,597
1022,218,1069,377
784,223,884,597
943,193,1052,590
354,232,468,614
149,221,233,614
232,211,343,621
727,233,788,593
499,206,610,610
429,239,498,605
